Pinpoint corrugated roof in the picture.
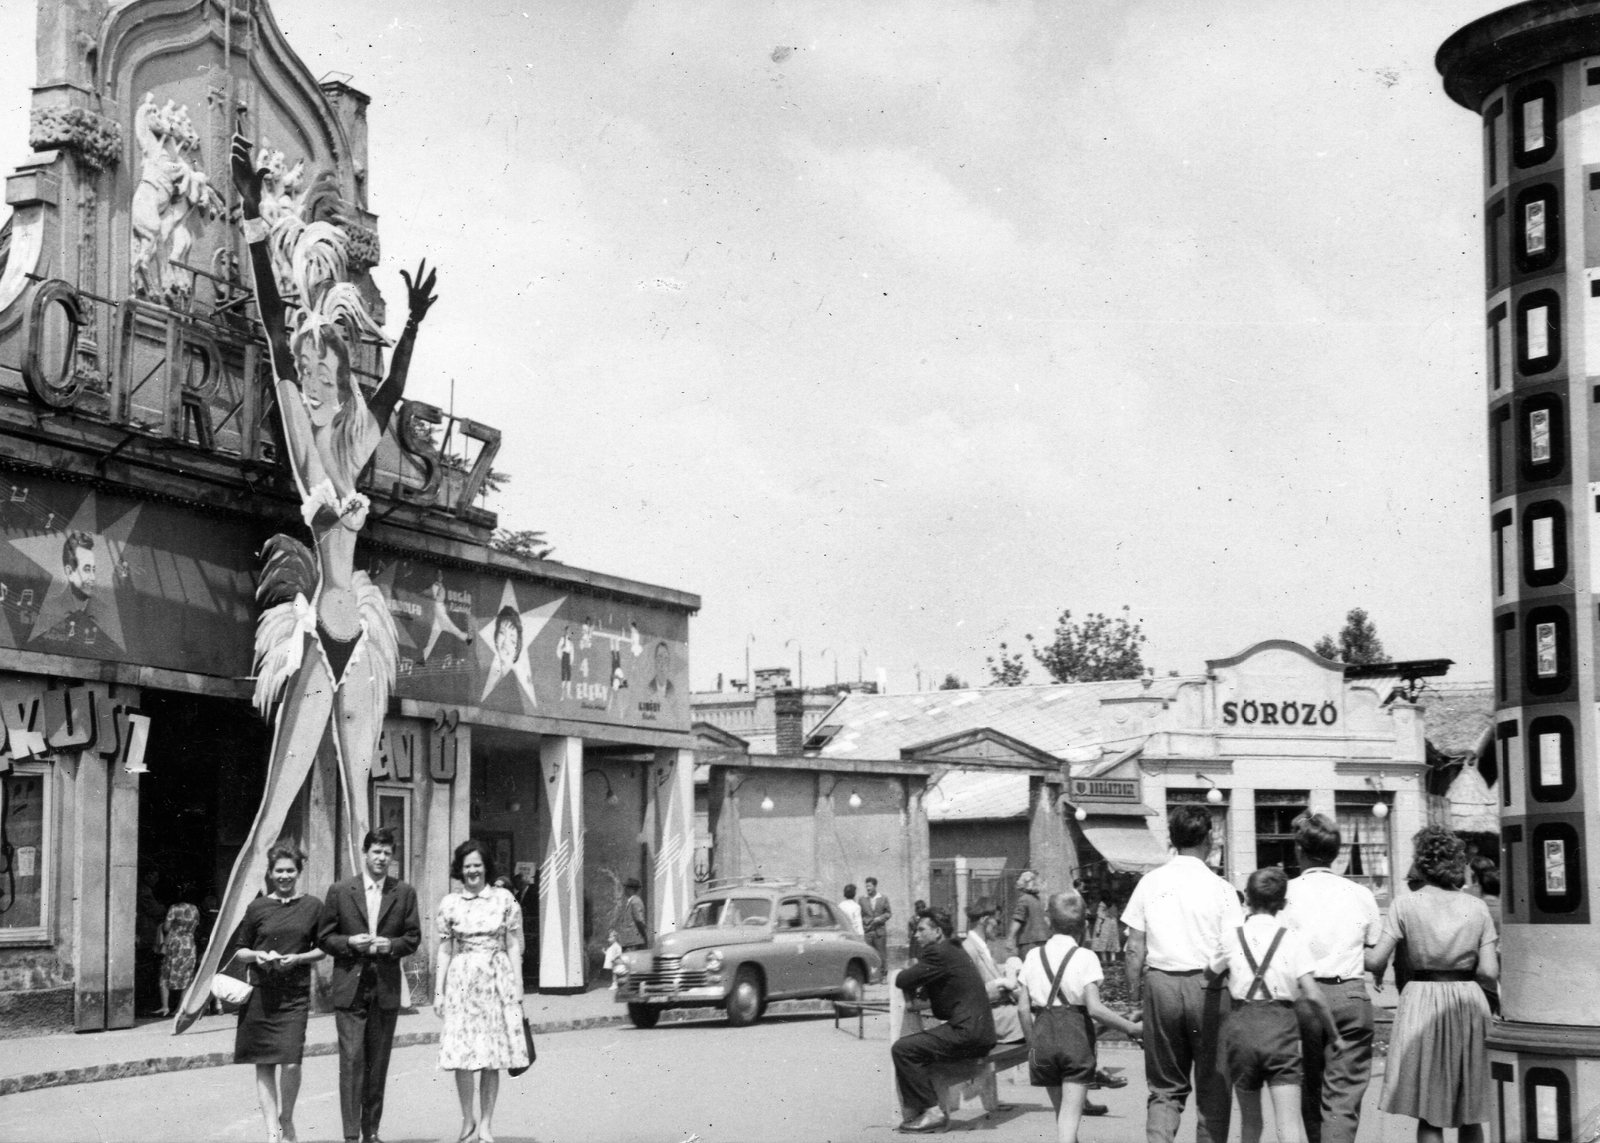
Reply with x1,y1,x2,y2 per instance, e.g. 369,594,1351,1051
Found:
1422,682,1493,759
926,771,1029,821
814,678,1201,761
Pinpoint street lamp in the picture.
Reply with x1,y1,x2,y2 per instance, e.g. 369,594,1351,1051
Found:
1195,774,1224,805
583,768,620,806
1367,774,1390,819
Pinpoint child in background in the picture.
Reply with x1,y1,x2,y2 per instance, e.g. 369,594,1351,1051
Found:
1017,889,1142,1143
1216,867,1347,1143
602,930,624,990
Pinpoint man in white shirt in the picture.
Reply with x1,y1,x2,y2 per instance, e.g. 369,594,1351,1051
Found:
838,883,864,936
1124,804,1244,1143
961,899,1025,1043
1282,813,1382,1143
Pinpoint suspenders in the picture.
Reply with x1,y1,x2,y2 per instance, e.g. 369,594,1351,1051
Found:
1039,944,1082,1009
1238,925,1287,1001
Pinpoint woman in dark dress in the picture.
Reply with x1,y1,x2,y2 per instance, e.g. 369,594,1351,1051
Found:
227,842,324,1143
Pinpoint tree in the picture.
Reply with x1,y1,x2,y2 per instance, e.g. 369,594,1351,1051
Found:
491,528,557,562
939,673,968,690
985,643,1030,686
1031,606,1146,683
1315,608,1386,665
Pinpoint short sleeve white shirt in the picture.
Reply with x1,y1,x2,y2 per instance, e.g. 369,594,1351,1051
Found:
837,898,864,936
1283,867,1382,980
1018,934,1103,1008
1216,915,1316,1002
1122,855,1245,971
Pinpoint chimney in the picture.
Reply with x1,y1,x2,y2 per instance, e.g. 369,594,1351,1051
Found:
774,686,805,755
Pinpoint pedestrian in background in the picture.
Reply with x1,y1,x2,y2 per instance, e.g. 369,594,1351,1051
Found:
1091,896,1122,966
1283,813,1381,1143
617,878,650,952
838,883,864,935
229,843,324,1143
435,839,528,1143
1018,889,1142,1143
156,885,201,1019
1366,824,1497,1143
861,877,891,978
1010,870,1051,962
1124,804,1243,1143
1217,867,1345,1143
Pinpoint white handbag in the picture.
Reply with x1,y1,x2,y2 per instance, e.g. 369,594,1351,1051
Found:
209,950,254,1011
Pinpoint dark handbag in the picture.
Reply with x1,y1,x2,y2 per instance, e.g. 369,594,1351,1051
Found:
508,1013,536,1076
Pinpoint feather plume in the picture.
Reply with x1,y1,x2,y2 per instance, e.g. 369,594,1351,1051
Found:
350,571,399,717
252,596,314,717
257,534,319,607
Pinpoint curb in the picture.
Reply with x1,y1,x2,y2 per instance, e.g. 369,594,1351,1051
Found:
0,1000,840,1097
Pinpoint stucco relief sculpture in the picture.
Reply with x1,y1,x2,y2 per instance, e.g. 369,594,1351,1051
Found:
129,93,224,302
175,133,437,1031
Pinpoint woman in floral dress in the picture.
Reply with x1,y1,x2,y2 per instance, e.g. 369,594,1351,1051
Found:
156,889,201,1017
435,839,527,1143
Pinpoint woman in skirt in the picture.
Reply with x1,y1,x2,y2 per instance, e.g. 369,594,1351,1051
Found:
435,839,528,1143
1216,867,1345,1143
1366,825,1497,1143
227,842,325,1143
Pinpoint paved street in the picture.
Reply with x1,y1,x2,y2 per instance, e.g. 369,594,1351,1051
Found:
1,1011,1436,1143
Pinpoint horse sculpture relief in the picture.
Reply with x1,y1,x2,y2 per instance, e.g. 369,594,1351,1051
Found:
129,93,224,302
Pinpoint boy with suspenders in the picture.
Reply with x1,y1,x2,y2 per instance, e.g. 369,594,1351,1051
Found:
1216,868,1347,1143
1018,891,1143,1143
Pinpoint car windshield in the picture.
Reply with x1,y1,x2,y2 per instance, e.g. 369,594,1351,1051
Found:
684,897,772,928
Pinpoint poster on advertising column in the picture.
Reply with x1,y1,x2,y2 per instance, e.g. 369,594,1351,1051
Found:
367,555,691,731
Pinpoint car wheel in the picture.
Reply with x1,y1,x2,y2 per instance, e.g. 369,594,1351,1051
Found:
628,1003,661,1029
725,968,763,1027
840,963,866,1003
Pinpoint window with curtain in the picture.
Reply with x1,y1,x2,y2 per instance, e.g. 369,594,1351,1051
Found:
1334,793,1393,904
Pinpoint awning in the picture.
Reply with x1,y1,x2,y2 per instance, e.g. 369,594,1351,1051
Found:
1079,816,1169,874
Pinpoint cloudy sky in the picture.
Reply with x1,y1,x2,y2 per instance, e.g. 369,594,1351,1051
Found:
0,0,1508,690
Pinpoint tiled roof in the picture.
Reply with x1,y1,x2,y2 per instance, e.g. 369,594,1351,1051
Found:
814,678,1202,762
926,771,1029,821
1421,681,1493,760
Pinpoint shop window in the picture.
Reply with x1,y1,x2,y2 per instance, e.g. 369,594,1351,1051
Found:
1524,1067,1572,1143
1498,721,1520,808
1486,201,1506,291
1531,821,1582,914
1513,81,1558,168
0,764,50,942
1254,790,1308,879
1524,604,1572,696
1521,500,1568,587
1487,303,1508,389
1527,715,1576,802
372,785,412,883
1514,185,1561,274
1492,508,1513,597
1167,788,1230,879
1518,393,1566,481
1486,99,1505,187
1333,792,1393,903
1517,290,1562,375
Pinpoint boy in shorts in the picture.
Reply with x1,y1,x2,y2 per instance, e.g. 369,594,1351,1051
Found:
1018,890,1143,1143
1216,868,1347,1143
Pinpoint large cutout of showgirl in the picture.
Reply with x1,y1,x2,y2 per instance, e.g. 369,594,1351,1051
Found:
176,133,438,1031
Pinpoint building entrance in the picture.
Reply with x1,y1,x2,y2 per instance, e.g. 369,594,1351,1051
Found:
135,691,269,1014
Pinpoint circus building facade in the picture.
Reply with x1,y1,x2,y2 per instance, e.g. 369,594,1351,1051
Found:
0,0,697,1035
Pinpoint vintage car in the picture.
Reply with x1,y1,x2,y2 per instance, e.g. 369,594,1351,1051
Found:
614,879,882,1028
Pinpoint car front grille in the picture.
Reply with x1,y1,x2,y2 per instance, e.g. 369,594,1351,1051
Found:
636,955,711,994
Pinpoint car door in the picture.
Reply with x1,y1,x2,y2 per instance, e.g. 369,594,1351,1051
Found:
769,896,808,997
800,897,847,991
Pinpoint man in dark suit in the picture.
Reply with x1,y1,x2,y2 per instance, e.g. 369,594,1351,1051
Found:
891,906,998,1133
318,828,422,1143
861,877,892,981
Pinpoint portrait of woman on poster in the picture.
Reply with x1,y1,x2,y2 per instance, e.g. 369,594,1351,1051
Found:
227,842,325,1143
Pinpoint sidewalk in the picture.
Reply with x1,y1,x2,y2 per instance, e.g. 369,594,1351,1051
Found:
0,985,863,1097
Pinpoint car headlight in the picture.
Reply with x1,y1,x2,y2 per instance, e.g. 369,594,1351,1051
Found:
613,959,630,977
705,949,724,972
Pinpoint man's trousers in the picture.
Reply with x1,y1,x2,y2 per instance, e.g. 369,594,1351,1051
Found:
1141,968,1234,1143
335,976,400,1143
891,1023,995,1116
1295,979,1375,1143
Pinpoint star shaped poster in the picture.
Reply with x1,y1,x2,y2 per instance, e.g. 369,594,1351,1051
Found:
8,491,140,652
478,579,564,708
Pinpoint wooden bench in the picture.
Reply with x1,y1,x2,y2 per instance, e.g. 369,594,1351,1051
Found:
889,987,1030,1117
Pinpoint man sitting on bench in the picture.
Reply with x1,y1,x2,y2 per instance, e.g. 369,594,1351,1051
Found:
892,906,998,1133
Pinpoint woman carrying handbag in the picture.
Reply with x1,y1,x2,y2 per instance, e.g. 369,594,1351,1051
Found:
435,839,530,1143
222,842,325,1143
